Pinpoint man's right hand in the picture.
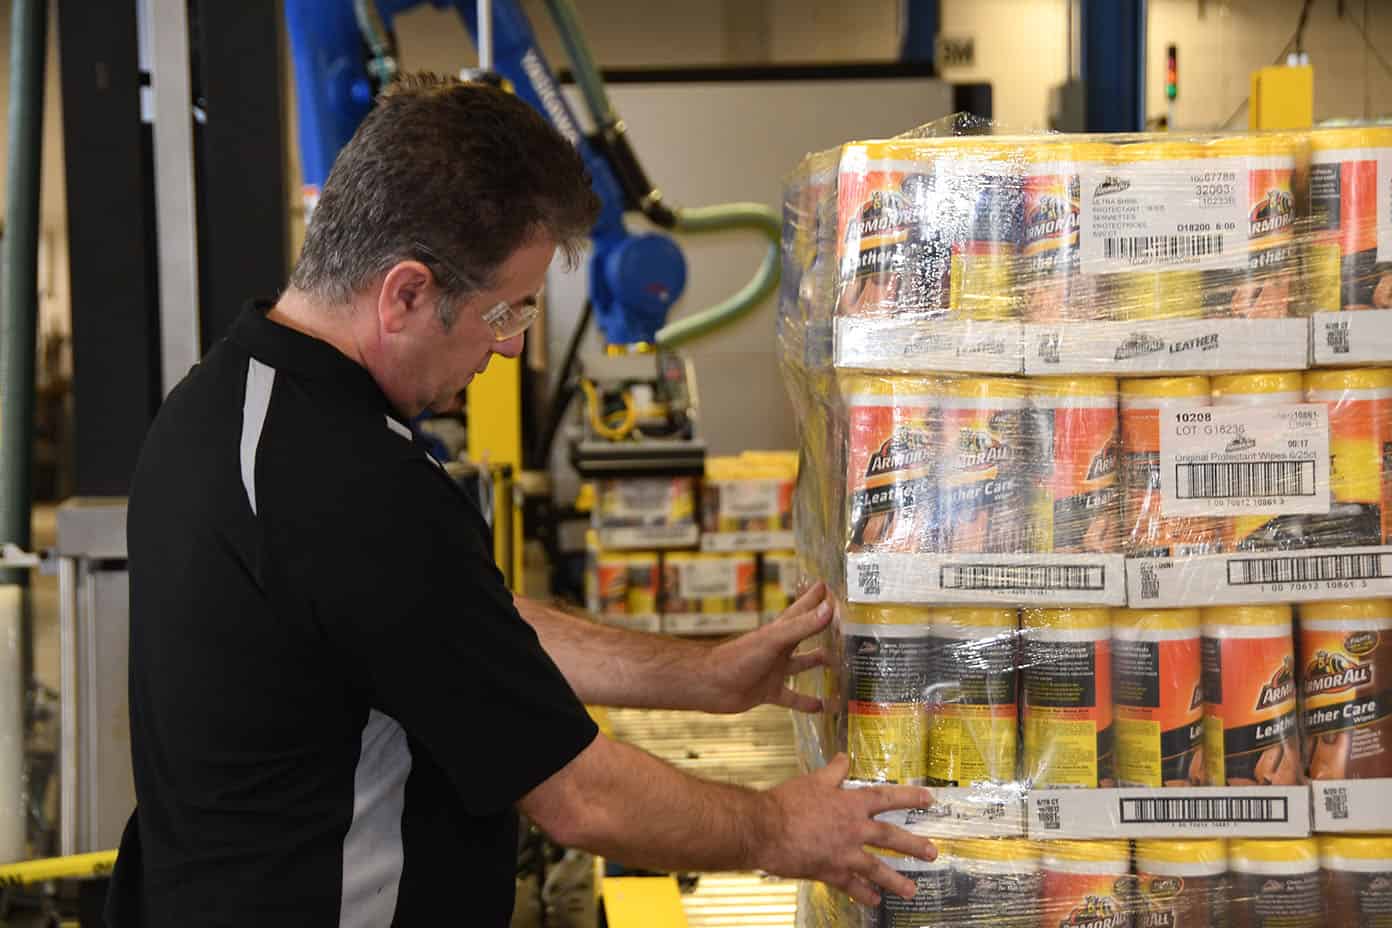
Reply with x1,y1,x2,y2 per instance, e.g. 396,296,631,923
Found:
756,753,937,907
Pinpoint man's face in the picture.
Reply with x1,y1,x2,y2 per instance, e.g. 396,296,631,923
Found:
409,237,555,416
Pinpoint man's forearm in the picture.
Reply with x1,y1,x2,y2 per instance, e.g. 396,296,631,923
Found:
514,596,718,710
522,735,773,874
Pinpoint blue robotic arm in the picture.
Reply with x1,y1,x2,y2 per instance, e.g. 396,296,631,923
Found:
285,0,687,346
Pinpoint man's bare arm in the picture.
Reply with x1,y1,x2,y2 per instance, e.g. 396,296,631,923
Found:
519,734,937,907
514,582,831,713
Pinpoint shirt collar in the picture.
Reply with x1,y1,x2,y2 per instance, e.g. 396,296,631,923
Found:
230,299,399,419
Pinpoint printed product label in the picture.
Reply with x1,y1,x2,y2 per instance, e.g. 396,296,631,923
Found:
1324,868,1392,927
1041,869,1135,928
1135,872,1227,928
1302,621,1392,779
1080,158,1248,274
1114,635,1205,787
1202,634,1300,785
1158,405,1330,517
1229,871,1320,928
1022,166,1082,277
677,560,738,599
847,627,933,783
589,559,628,616
939,401,1031,554
1310,149,1392,310
870,858,956,928
928,632,1019,785
1024,637,1115,787
716,479,783,520
1033,403,1121,554
847,392,941,552
1122,403,1221,557
599,477,694,525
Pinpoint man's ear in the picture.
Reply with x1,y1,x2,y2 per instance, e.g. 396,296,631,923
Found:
377,260,434,333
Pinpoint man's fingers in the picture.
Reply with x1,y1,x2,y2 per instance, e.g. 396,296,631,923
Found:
819,752,851,786
859,784,935,816
786,648,827,675
840,873,881,908
767,596,833,650
786,579,826,614
865,821,938,862
776,687,823,714
856,852,917,902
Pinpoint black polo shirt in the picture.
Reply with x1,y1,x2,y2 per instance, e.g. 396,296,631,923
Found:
107,302,597,927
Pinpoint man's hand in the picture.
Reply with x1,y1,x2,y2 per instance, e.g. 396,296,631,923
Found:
756,753,936,906
522,737,936,909
698,581,833,714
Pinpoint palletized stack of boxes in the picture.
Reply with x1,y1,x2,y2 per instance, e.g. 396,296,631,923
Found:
584,452,799,634
781,122,1392,928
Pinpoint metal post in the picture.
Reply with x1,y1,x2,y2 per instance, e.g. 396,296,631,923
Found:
478,0,493,72
57,557,78,857
145,0,202,394
1080,0,1147,132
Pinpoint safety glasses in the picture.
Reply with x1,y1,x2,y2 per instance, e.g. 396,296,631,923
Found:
413,241,542,342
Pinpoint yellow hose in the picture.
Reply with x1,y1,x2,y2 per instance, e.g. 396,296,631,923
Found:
581,379,637,441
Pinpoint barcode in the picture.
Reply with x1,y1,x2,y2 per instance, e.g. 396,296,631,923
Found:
1175,460,1316,500
941,563,1106,591
1324,787,1350,821
857,561,882,597
1228,552,1392,585
1120,795,1289,824
1103,234,1225,264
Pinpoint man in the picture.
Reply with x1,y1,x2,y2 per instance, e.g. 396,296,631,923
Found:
107,73,936,927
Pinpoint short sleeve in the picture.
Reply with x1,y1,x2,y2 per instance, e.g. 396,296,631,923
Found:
308,459,597,814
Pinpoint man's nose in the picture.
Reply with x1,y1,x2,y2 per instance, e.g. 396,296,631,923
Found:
493,333,525,359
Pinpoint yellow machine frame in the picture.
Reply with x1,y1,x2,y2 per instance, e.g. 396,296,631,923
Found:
1249,65,1314,130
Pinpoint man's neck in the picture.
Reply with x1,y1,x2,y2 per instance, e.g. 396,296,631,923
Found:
268,289,368,367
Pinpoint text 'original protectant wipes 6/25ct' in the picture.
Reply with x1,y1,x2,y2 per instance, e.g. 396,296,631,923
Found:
1023,608,1115,788
927,607,1019,786
1229,839,1321,928
1202,605,1301,785
845,605,932,784
1112,608,1205,787
1134,839,1229,928
1299,599,1392,780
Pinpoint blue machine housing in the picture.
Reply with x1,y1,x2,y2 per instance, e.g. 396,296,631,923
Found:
284,0,688,346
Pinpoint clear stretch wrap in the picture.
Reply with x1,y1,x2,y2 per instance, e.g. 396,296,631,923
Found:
780,120,1392,927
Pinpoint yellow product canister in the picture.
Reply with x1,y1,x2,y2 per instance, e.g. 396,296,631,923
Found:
937,377,1033,554
1320,835,1392,927
1133,839,1229,928
1211,372,1307,551
1305,368,1392,546
1120,376,1222,557
660,551,700,616
1020,141,1115,322
866,838,957,927
845,604,934,784
842,373,943,553
1229,839,1321,928
1309,127,1392,313
1202,605,1300,786
759,551,799,621
1022,608,1115,788
1298,599,1392,780
1039,840,1132,928
926,607,1019,786
625,552,659,618
1108,141,1210,322
585,531,628,617
1028,377,1121,555
1112,608,1205,787
945,138,1025,322
1203,135,1298,320
950,839,1042,928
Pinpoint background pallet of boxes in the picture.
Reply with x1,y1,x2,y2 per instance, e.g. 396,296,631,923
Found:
781,119,1392,928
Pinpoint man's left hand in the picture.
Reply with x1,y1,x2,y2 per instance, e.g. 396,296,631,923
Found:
697,581,832,715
